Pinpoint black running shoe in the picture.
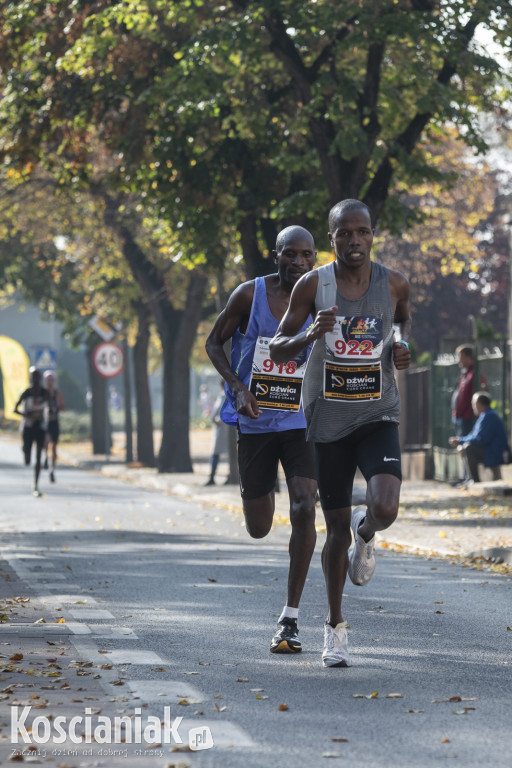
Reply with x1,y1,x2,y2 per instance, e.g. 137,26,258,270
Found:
270,617,302,654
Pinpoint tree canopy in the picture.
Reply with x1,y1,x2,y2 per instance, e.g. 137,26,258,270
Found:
1,0,511,468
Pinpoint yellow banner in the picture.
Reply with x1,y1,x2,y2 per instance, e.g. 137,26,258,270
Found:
0,335,30,421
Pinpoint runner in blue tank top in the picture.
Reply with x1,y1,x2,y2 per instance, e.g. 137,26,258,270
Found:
271,200,411,668
206,226,318,654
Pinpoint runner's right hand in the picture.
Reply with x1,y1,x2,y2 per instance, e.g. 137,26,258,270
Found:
236,387,261,419
310,306,338,340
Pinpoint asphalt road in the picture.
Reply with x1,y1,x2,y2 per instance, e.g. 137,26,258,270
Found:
0,437,511,768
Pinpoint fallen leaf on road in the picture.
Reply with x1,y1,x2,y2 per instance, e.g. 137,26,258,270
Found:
432,696,477,703
278,704,289,711
215,703,227,712
331,737,349,742
405,709,424,714
452,707,476,715
208,578,217,583
441,738,451,743
237,677,249,683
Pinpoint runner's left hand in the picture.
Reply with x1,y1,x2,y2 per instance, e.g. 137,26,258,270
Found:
393,342,411,370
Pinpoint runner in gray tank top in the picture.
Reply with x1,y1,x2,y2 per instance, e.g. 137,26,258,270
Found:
270,199,411,668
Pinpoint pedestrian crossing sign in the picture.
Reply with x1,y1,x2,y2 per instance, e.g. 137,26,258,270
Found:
34,347,57,370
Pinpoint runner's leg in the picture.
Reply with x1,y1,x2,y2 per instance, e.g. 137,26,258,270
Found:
34,441,43,492
286,476,317,608
238,431,279,538
242,494,275,538
357,474,401,542
321,506,352,626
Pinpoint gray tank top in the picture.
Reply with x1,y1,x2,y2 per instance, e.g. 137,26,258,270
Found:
302,261,400,442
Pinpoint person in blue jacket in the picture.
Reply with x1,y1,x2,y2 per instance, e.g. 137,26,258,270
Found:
206,225,318,655
449,392,510,483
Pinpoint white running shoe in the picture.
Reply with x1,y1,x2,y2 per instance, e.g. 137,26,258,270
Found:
322,621,351,667
348,505,376,586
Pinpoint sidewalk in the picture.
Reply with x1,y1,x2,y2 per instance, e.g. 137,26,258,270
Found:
55,430,512,574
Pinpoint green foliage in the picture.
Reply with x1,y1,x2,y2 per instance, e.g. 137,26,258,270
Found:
2,0,510,262
58,410,91,441
417,350,433,366
475,317,501,341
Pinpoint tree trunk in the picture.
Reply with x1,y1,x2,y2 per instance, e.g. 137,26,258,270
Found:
99,191,208,473
133,300,155,467
158,270,208,472
122,336,133,463
238,213,274,279
87,339,110,455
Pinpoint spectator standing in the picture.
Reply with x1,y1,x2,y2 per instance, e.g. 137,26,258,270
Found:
205,381,229,486
451,345,486,438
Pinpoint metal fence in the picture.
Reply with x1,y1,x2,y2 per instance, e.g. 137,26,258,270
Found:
402,340,508,482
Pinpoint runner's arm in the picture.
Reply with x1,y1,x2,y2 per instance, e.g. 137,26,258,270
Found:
270,272,336,363
390,270,411,371
57,390,66,412
13,389,29,416
205,282,261,419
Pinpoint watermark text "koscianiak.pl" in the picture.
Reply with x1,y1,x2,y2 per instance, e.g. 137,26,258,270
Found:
12,706,186,745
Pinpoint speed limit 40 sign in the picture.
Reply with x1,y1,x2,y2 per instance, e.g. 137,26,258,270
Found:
93,342,123,379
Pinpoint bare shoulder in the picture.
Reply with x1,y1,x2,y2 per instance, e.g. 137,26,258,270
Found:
386,266,409,299
225,279,256,315
292,269,319,300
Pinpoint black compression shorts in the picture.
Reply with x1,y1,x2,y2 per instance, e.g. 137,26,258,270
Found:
314,421,402,510
237,428,316,500
47,420,60,443
22,424,46,458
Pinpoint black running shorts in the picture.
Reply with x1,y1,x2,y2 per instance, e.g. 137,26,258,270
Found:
47,420,60,443
23,424,46,456
237,428,316,500
314,421,402,510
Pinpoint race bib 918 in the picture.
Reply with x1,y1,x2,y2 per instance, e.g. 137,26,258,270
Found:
249,336,308,411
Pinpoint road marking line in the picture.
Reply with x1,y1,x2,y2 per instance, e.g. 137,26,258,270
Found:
68,608,116,619
180,718,255,747
128,680,203,702
87,625,138,639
